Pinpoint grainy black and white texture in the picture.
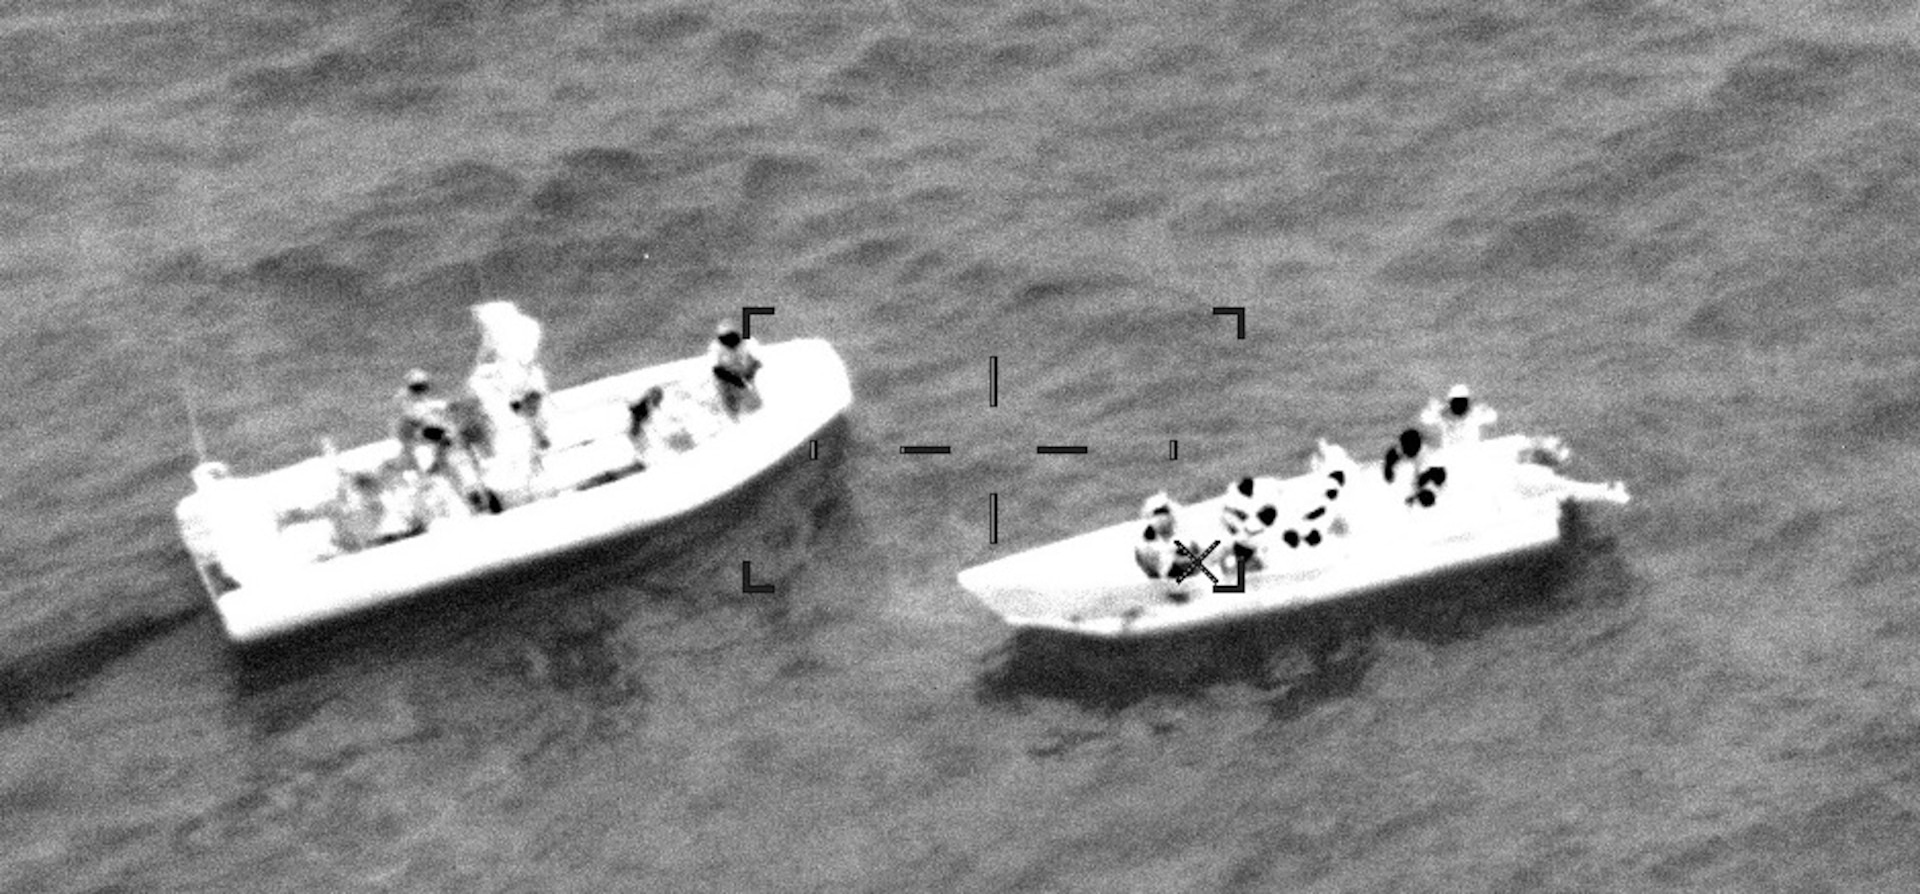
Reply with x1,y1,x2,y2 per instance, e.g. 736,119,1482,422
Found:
4,0,1920,890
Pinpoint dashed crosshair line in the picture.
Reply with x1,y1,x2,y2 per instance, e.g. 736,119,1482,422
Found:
965,306,1242,544
1172,540,1219,584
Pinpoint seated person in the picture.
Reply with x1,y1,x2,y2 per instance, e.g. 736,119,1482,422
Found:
1134,492,1191,580
1220,477,1280,575
1307,438,1356,538
332,469,413,551
708,318,764,418
1382,428,1421,484
1387,428,1446,508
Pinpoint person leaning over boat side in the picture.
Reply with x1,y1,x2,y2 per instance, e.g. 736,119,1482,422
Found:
708,318,764,418
1420,383,1497,449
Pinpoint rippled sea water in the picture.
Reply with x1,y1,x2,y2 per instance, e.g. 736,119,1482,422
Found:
8,0,1920,890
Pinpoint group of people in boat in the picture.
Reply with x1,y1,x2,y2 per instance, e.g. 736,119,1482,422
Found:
1134,384,1498,582
177,306,774,589
332,309,766,553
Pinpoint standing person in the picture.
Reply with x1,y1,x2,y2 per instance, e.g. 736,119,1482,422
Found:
391,369,494,513
708,318,763,418
393,369,454,474
467,301,554,495
1420,384,1498,449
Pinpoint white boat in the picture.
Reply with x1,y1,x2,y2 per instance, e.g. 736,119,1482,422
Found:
956,432,1630,639
174,309,853,645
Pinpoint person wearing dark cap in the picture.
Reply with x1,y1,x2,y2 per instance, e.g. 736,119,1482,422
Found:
1306,439,1356,539
1421,383,1498,449
391,368,496,515
1134,491,1182,579
708,318,764,418
624,385,667,471
1220,476,1279,576
1382,428,1421,485
393,368,456,474
1389,427,1451,508
1383,427,1448,508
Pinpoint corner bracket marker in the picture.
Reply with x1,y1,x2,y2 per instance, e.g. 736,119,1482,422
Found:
742,560,775,594
1212,557,1247,594
1211,306,1246,340
740,306,776,339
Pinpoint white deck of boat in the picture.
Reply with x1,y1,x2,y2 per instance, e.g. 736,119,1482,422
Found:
957,434,1617,639
190,338,851,643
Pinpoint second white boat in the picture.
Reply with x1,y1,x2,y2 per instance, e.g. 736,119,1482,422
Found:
957,432,1630,639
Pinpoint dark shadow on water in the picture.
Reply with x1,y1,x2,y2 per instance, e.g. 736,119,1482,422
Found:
0,607,202,732
977,510,1636,715
224,416,857,729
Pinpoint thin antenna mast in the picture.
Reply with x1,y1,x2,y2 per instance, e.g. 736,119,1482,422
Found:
181,368,211,465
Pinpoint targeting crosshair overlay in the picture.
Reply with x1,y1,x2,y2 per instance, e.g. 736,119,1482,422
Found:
742,305,1250,594
889,304,1253,594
